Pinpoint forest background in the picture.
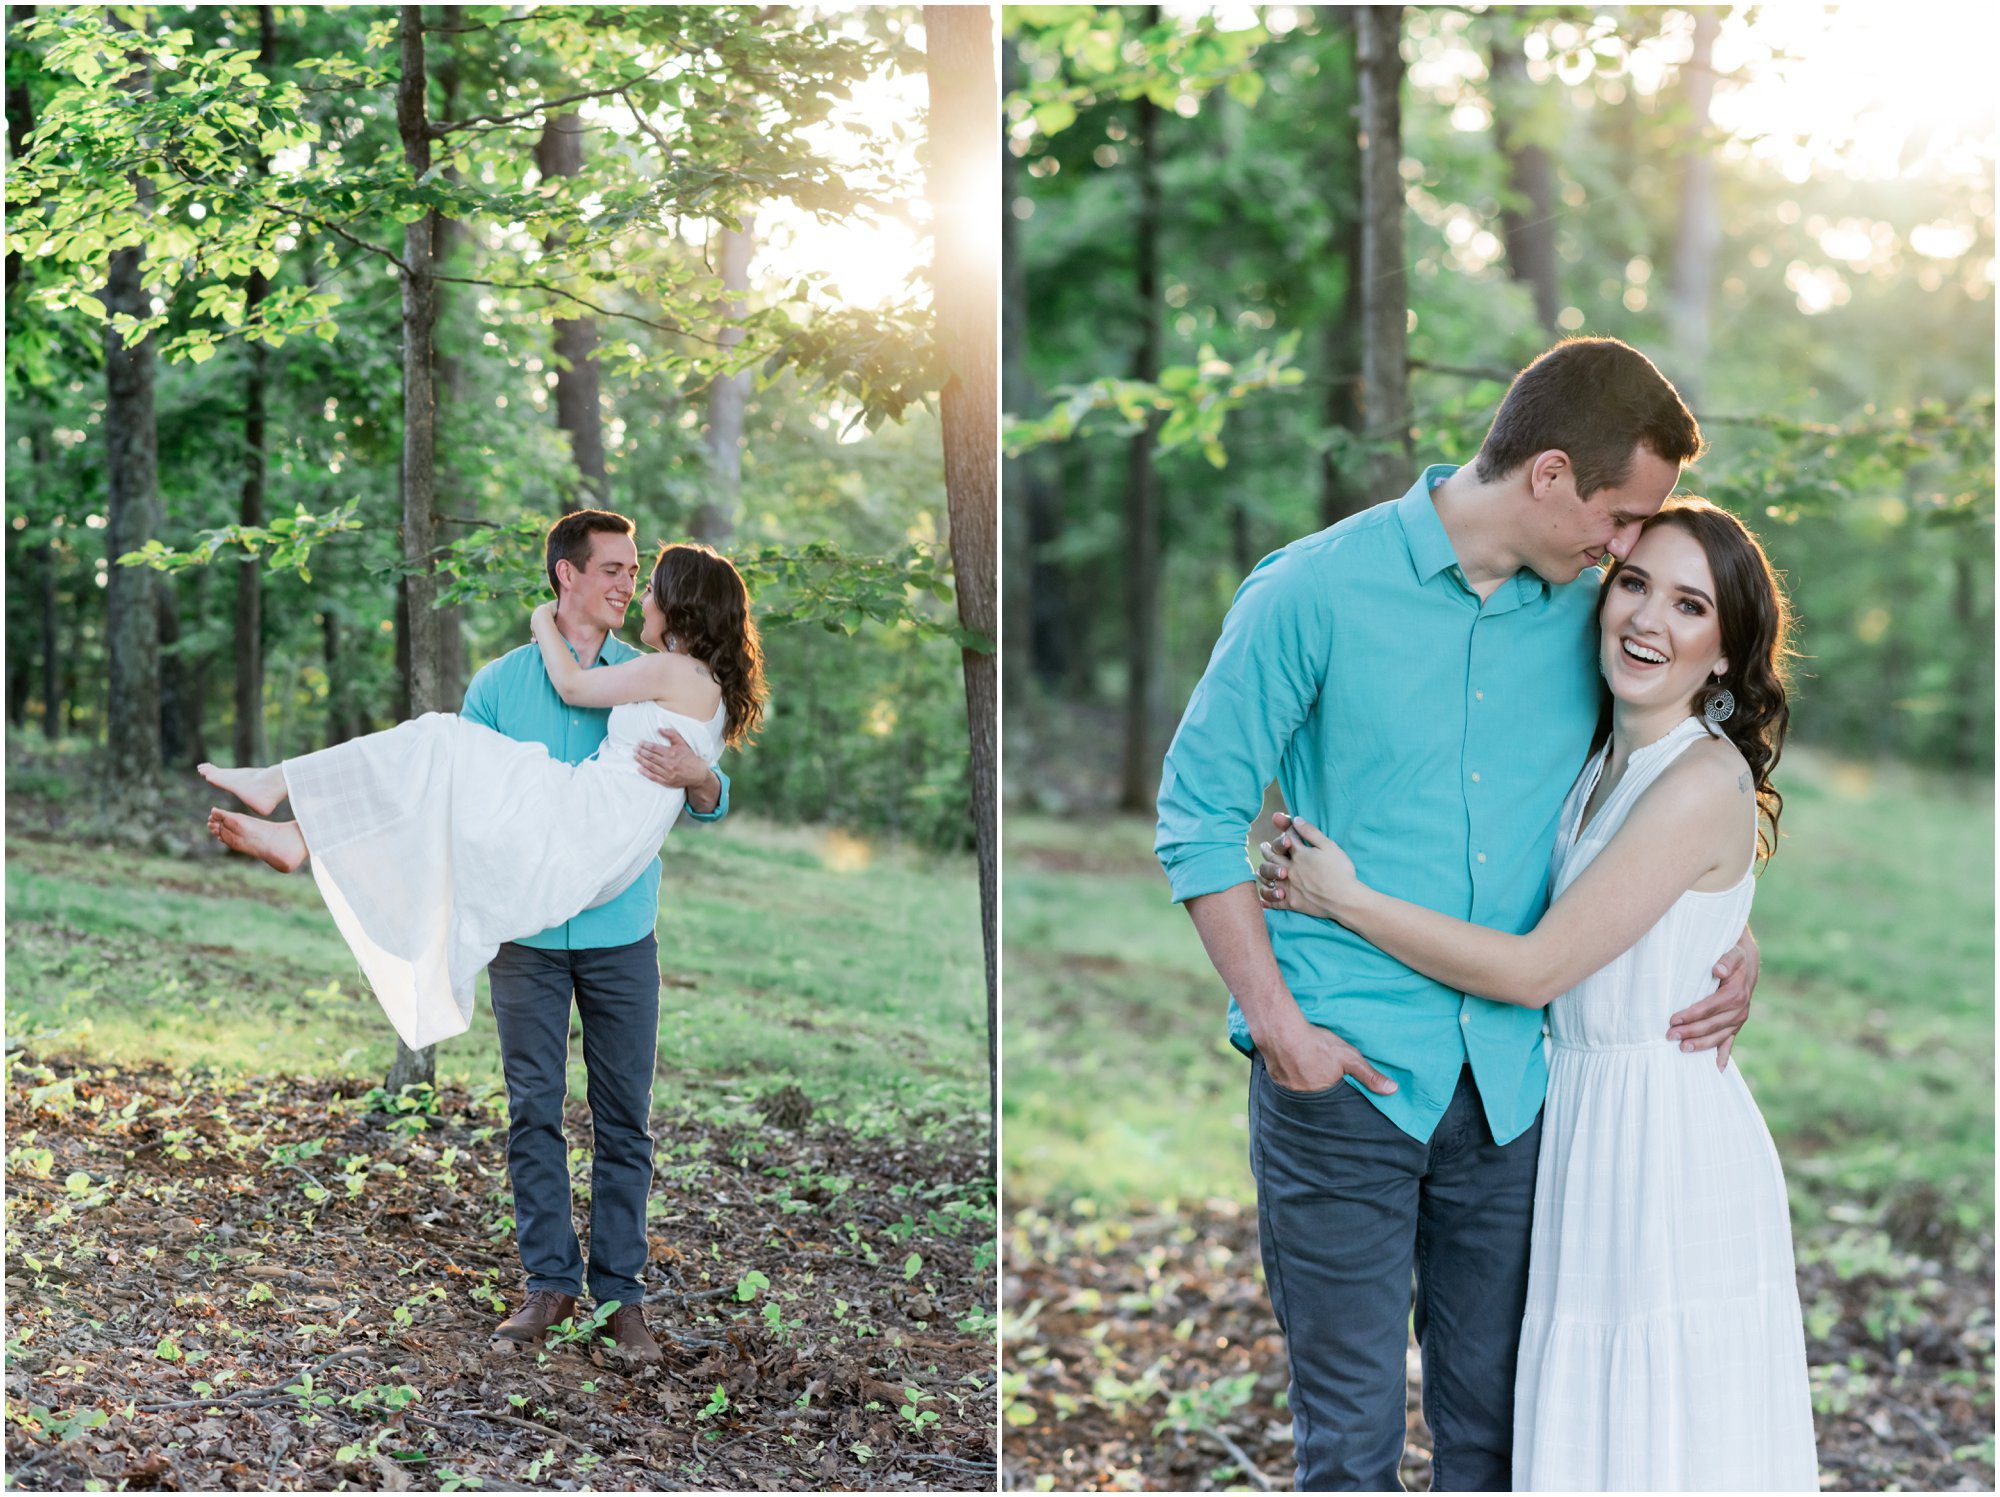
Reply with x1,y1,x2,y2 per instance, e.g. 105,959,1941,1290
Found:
4,6,998,1491
1000,5,1994,1492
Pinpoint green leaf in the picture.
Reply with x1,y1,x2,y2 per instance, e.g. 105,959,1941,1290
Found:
902,1252,922,1280
1031,99,1077,136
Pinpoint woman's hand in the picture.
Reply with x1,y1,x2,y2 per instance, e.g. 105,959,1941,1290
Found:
1257,811,1366,922
530,600,557,635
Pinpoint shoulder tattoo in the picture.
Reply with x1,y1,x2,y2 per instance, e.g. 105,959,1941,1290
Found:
1738,771,1752,797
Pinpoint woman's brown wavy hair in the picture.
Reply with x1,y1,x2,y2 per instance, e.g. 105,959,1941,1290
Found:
1598,497,1796,864
650,542,766,749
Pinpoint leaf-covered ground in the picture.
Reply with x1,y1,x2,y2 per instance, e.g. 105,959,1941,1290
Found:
5,1052,996,1491
1000,1202,1994,1492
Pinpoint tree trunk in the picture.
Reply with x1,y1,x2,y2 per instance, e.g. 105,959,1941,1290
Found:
434,4,468,706
922,2,999,1171
5,4,35,298
1489,27,1560,333
1000,36,1037,716
1319,14,1368,526
1953,547,1985,768
37,538,60,737
1668,8,1720,402
1355,6,1412,498
535,109,606,512
102,80,162,783
696,219,755,546
158,581,188,765
1118,15,1165,815
323,607,354,748
186,566,212,766
391,3,441,1092
229,3,276,765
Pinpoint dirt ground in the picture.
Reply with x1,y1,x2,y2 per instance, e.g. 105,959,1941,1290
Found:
4,1052,996,1491
1002,1201,1994,1492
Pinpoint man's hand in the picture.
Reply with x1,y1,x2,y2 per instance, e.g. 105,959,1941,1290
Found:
634,727,720,812
1259,1016,1398,1097
1668,924,1758,1070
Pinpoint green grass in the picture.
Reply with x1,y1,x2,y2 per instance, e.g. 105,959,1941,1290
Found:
6,815,986,1127
1002,748,1994,1226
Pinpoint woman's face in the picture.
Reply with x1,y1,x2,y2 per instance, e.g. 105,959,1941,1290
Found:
639,585,664,648
1598,522,1729,710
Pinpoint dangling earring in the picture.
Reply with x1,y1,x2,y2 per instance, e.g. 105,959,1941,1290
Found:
1703,675,1736,725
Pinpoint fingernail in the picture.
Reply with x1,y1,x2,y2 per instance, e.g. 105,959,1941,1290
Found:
1680,1042,1693,1052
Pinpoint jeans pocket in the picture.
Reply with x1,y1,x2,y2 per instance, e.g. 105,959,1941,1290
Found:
1255,1052,1353,1104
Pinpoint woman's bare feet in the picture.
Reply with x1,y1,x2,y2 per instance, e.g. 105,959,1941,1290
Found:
208,809,308,873
198,762,288,816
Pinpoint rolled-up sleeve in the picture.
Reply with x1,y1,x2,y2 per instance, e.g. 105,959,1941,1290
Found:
1155,545,1329,903
685,765,731,824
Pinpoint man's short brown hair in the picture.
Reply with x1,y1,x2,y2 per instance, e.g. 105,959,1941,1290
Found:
544,509,636,599
1473,337,1704,497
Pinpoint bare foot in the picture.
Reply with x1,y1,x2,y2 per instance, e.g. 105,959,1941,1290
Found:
208,809,308,873
198,761,288,816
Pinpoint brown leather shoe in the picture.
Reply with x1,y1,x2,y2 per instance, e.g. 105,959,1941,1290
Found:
492,1289,575,1350
602,1303,662,1365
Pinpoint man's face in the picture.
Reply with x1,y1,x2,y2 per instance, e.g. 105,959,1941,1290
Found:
1526,444,1680,584
558,531,640,633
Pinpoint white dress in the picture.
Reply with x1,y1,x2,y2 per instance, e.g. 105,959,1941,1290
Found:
1513,714,1818,1491
280,698,726,1052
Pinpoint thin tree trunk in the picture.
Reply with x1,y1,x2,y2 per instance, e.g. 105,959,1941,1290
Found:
1118,15,1164,815
230,3,275,765
1953,548,1984,767
1355,6,1412,498
158,581,188,765
1320,14,1368,525
391,3,440,1093
695,218,755,545
1489,25,1560,334
1668,8,1720,402
5,4,35,298
323,607,353,748
103,23,161,784
186,566,211,766
536,110,605,511
434,3,468,705
923,2,999,1171
1029,454,1069,688
1000,36,1035,715
39,532,60,738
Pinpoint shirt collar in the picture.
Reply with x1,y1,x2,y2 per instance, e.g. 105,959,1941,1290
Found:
1396,465,1465,584
1396,463,1553,604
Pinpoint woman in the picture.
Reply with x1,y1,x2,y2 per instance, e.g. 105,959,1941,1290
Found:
200,542,765,1054
1258,499,1816,1490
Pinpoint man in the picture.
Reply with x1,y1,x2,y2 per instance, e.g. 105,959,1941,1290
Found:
464,508,729,1365
1155,339,1759,1490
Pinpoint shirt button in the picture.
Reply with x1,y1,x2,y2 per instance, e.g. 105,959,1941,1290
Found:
1475,690,1484,701
1460,1013,1471,1025
1470,772,1481,783
1477,852,1487,864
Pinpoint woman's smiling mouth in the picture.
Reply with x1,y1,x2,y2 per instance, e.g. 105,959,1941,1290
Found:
1621,638,1669,666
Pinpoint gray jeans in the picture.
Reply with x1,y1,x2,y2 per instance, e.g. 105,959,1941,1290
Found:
1248,1056,1541,1491
488,936,660,1309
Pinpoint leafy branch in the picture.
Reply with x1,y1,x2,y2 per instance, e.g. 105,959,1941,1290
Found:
1004,333,1305,468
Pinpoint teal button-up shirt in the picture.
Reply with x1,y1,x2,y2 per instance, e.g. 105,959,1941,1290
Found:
461,633,730,951
1156,465,1602,1145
